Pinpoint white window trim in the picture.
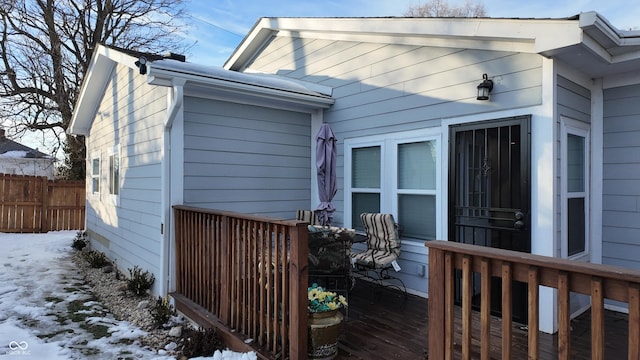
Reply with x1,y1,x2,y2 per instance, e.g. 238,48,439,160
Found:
344,128,442,241
90,152,101,197
560,116,590,260
108,144,120,206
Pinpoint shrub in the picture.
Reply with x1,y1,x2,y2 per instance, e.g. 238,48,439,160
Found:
179,327,224,358
84,250,109,268
71,231,87,251
127,265,155,296
150,296,176,328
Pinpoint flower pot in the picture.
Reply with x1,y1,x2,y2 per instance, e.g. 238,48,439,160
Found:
308,309,343,360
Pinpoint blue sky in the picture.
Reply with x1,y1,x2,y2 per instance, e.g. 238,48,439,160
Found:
181,0,640,66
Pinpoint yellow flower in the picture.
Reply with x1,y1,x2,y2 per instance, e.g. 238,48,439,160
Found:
308,283,348,313
308,288,318,301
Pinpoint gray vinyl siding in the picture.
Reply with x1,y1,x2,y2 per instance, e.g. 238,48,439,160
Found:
85,63,165,294
248,37,543,225
182,97,312,219
555,75,592,315
557,76,592,124
603,84,640,272
554,76,592,255
247,36,544,295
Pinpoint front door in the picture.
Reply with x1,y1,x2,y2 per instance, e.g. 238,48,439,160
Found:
449,116,531,323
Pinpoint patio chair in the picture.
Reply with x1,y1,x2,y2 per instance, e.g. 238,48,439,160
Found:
350,213,407,298
296,209,321,225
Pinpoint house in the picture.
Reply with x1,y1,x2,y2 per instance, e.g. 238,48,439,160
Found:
68,44,334,298
0,129,54,179
68,12,640,334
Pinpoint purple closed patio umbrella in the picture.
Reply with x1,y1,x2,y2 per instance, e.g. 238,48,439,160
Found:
314,123,337,226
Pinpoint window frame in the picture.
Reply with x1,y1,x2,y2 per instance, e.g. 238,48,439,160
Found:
560,117,590,259
345,129,441,242
90,152,101,196
107,145,120,205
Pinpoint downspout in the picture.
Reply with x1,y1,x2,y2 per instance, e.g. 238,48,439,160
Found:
160,79,185,296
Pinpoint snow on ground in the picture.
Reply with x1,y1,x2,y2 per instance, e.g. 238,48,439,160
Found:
0,231,256,360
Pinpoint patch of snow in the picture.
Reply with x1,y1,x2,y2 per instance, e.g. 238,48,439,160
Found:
191,349,258,360
0,150,28,158
0,231,256,359
0,318,68,358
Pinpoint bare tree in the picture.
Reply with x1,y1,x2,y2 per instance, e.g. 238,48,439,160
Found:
0,0,188,179
405,0,487,17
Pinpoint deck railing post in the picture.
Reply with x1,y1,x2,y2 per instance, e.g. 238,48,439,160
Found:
480,258,491,360
558,271,570,360
591,277,604,360
428,245,446,360
501,262,513,360
219,214,231,324
629,283,640,360
527,266,539,359
288,222,309,360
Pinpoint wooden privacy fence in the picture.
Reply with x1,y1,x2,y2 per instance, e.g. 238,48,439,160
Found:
426,240,640,360
0,174,85,232
171,205,309,360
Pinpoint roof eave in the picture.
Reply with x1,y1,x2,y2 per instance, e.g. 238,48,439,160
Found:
224,17,587,71
224,18,276,71
67,45,138,136
148,63,335,110
578,11,640,63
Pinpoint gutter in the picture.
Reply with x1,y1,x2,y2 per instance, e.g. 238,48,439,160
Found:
147,66,334,109
578,11,640,63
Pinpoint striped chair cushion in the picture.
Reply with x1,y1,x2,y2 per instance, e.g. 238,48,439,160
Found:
351,213,401,269
296,210,320,225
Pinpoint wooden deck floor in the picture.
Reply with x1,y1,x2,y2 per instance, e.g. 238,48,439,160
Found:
335,280,630,359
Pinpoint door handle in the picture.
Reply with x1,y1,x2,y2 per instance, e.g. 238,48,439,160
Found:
514,211,525,229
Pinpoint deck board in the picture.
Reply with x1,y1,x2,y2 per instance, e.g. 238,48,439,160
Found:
336,280,629,359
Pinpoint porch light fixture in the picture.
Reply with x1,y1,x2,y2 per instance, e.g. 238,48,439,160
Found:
476,73,494,101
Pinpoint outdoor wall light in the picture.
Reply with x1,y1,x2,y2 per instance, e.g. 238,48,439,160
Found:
135,56,147,75
476,73,494,101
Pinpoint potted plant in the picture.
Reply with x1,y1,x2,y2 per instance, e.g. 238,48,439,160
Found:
307,283,347,360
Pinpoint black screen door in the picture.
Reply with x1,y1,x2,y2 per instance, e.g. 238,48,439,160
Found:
449,116,531,323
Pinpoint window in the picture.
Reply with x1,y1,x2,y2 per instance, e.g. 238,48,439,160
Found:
397,141,437,239
346,130,440,241
108,145,120,200
561,118,589,258
351,146,381,229
91,154,100,194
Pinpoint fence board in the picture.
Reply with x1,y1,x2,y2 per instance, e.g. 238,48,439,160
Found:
0,174,85,232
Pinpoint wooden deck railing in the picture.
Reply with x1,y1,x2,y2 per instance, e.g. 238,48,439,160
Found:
426,240,640,360
172,205,308,360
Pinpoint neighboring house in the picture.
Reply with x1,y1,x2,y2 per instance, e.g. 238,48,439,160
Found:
69,12,640,334
0,129,54,179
